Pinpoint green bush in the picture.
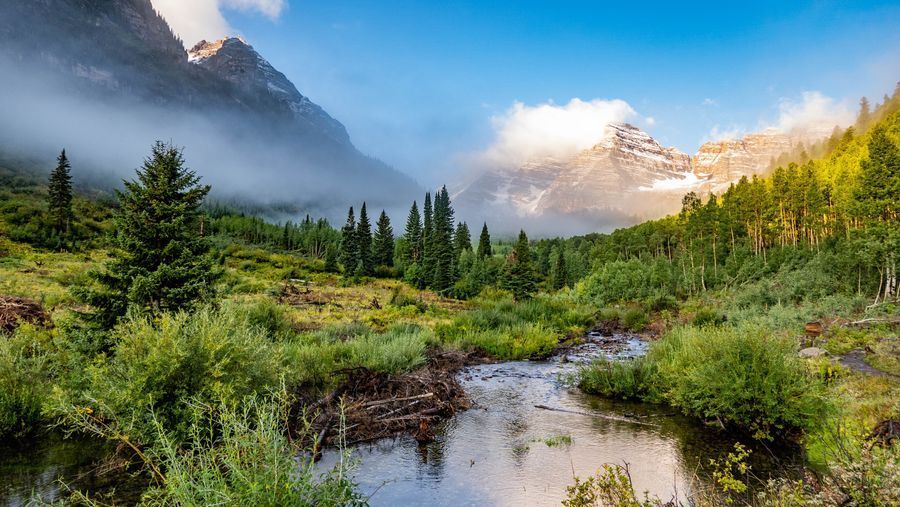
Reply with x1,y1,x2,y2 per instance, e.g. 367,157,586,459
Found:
692,308,726,327
580,324,830,439
233,299,294,340
576,259,673,306
0,325,52,439
142,395,363,506
622,308,649,332
56,306,282,445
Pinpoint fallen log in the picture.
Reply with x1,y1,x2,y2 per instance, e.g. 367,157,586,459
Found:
363,392,435,409
533,404,659,427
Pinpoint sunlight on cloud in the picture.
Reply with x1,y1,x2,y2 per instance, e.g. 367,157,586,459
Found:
480,98,638,168
773,91,853,134
151,0,286,46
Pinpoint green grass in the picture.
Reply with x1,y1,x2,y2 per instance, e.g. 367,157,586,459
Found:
137,395,363,506
437,291,593,359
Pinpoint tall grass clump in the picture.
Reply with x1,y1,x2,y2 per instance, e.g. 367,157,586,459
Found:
54,305,282,446
438,292,593,359
281,322,431,389
0,325,52,438
579,324,830,439
576,358,652,400
142,395,364,506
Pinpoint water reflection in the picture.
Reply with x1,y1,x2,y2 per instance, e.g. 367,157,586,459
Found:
318,336,803,506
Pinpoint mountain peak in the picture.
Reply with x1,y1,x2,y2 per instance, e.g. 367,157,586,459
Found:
188,35,350,145
188,37,249,63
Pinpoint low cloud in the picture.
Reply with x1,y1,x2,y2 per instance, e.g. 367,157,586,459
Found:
703,91,853,144
151,0,286,46
477,98,639,168
773,91,853,134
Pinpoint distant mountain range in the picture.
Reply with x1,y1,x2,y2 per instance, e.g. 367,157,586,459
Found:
0,0,843,233
0,0,420,217
454,123,832,232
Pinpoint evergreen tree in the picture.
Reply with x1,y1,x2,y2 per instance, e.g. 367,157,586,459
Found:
854,125,900,221
77,142,217,328
421,192,434,284
403,201,422,263
339,207,358,274
430,186,456,292
373,210,394,267
356,202,374,276
477,223,492,259
552,248,568,290
502,230,538,301
324,243,339,273
454,222,472,256
857,97,871,129
48,149,74,236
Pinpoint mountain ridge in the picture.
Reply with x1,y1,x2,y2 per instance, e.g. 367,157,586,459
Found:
455,122,833,230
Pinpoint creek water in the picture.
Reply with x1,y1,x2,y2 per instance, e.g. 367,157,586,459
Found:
1,333,803,506
318,333,804,506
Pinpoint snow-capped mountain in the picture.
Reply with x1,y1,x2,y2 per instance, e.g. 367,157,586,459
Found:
455,123,828,230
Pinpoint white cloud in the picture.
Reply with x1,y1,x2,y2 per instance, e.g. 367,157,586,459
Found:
151,0,286,46
702,98,718,107
773,91,853,134
478,98,640,168
702,91,853,145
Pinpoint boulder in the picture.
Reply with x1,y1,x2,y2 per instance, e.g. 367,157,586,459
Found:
798,347,828,358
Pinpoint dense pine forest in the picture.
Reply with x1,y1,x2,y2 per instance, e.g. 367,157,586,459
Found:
0,86,898,505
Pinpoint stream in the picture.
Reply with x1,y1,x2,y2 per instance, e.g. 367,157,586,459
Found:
1,333,803,506
318,333,804,506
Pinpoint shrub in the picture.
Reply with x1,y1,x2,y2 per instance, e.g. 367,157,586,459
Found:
622,308,649,332
579,324,830,439
649,325,830,438
0,325,52,439
576,259,673,306
55,306,282,445
233,299,294,340
141,395,364,506
692,308,726,327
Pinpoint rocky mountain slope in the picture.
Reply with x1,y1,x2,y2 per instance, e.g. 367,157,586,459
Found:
0,0,419,214
456,123,826,229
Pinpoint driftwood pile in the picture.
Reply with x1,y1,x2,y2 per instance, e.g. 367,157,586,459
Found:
303,351,472,451
278,283,336,308
0,295,50,333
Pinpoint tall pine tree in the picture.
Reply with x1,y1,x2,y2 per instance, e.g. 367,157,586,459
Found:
552,248,568,290
454,222,472,256
403,200,422,263
502,230,538,301
48,149,74,237
421,192,434,285
339,206,358,274
356,202,374,276
77,142,218,328
373,210,394,267
477,223,492,259
430,186,456,292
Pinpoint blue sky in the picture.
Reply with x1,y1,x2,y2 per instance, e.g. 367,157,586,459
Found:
154,0,900,185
